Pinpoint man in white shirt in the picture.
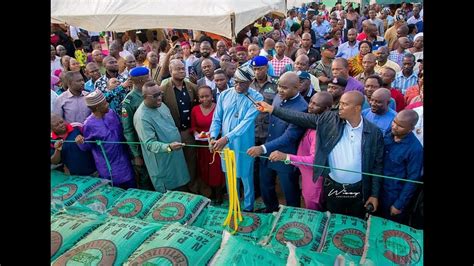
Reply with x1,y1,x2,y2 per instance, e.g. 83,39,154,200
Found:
336,28,360,59
407,5,422,25
257,91,384,219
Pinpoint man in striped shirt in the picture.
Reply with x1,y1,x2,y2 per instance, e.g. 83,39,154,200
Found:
392,53,418,95
271,41,294,77
388,37,410,68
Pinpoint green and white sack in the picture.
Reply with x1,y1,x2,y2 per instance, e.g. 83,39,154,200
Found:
318,213,367,264
51,176,109,206
193,205,273,242
263,206,329,260
70,185,125,214
51,217,161,266
107,188,163,219
144,191,210,225
210,231,286,266
125,222,221,266
360,215,423,265
51,212,106,261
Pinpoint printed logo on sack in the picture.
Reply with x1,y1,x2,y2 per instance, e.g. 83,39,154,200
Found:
332,229,365,255
376,230,422,264
109,198,143,218
152,202,186,222
276,222,313,247
52,184,78,201
80,195,108,207
53,239,117,266
51,231,62,257
129,247,188,266
229,213,261,233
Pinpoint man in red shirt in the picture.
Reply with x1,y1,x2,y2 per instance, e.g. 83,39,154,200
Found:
379,66,405,112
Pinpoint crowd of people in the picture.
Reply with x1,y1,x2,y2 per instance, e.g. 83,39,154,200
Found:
51,1,424,227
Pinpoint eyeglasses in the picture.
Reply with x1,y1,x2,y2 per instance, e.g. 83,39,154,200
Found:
147,92,163,98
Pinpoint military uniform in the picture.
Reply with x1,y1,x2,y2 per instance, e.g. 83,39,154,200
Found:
250,75,278,199
121,88,154,190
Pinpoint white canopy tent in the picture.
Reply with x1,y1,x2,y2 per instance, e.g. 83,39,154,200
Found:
51,0,286,39
286,0,314,9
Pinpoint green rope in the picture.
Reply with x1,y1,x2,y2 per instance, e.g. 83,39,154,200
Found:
95,140,115,187
51,140,423,185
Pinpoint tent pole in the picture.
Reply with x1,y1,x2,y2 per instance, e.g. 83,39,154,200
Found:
231,12,236,45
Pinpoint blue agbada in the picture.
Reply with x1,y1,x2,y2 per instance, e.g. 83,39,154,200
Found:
210,87,263,210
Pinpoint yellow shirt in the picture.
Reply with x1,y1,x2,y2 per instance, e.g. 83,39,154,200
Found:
74,49,87,67
374,59,401,74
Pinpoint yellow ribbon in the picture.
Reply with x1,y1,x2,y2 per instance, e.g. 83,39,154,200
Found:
222,148,243,234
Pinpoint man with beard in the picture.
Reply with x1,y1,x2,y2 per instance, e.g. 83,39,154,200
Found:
291,33,320,65
94,56,127,92
192,41,220,79
336,28,360,59
53,71,91,124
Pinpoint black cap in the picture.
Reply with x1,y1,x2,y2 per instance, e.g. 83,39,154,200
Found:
328,77,348,87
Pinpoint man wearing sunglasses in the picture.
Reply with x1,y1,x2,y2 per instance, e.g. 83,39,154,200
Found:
133,81,190,193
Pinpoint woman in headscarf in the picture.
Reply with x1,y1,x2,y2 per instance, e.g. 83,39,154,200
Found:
348,40,372,77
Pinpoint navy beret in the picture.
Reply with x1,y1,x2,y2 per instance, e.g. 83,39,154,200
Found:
129,66,149,77
251,56,268,67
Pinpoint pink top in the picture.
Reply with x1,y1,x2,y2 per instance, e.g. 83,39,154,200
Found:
289,129,316,177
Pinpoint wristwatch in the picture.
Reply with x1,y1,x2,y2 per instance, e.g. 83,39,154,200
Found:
166,145,172,153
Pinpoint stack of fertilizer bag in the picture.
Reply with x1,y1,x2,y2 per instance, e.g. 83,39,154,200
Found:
50,171,423,265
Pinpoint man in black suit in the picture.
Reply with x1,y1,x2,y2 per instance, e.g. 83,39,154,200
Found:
340,10,354,43
192,41,220,79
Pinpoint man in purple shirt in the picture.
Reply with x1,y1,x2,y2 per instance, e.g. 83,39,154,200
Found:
75,90,136,189
53,71,91,124
331,58,364,93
